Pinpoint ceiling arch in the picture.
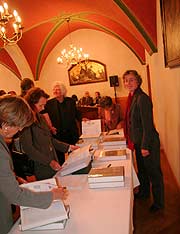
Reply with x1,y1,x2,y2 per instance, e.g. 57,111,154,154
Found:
0,0,157,80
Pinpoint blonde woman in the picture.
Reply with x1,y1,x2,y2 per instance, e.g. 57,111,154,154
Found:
0,95,68,234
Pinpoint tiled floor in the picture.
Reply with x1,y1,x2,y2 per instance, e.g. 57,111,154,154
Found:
133,151,180,234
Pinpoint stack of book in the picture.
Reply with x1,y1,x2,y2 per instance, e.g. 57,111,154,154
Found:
93,149,127,162
88,165,125,188
19,178,70,231
59,144,92,176
99,135,126,149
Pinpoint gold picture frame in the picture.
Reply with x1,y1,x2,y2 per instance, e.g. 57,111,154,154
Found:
68,60,107,86
160,0,180,68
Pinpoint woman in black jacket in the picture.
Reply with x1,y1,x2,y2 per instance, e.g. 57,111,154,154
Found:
123,70,164,212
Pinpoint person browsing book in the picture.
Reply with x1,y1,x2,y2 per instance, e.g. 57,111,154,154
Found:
20,87,78,180
123,70,164,212
0,95,68,234
99,96,123,132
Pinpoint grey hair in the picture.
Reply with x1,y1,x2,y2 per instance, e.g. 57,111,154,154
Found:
52,81,67,97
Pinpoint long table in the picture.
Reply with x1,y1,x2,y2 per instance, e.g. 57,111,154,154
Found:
9,150,134,234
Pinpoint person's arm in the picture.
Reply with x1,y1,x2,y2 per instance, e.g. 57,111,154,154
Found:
42,113,57,135
138,94,154,150
51,137,69,153
116,104,123,127
1,157,68,208
0,148,52,208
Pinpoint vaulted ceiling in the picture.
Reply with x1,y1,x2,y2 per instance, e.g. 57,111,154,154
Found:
0,0,157,80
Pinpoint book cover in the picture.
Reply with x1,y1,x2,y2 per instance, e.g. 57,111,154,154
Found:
20,200,68,231
100,136,126,147
21,205,70,231
89,180,125,188
94,149,127,161
59,145,91,176
88,166,124,183
60,156,91,176
29,219,67,230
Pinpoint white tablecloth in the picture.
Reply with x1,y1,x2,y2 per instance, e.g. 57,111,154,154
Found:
9,151,135,234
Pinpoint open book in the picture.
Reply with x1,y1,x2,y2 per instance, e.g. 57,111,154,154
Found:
80,119,101,139
20,178,69,231
59,144,92,176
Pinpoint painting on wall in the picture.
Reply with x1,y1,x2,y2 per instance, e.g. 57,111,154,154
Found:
68,60,107,86
160,0,180,68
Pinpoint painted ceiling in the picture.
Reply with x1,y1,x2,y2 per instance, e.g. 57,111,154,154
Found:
0,0,157,80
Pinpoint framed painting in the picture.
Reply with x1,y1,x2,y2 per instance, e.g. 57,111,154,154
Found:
160,0,180,68
68,60,107,86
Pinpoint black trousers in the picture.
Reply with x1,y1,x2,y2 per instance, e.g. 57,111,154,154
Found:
134,136,164,208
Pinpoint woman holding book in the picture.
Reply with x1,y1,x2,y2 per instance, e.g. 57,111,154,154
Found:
0,95,68,234
20,87,78,180
123,70,164,212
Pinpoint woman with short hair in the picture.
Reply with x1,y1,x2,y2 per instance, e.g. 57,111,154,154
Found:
0,95,68,234
123,69,164,212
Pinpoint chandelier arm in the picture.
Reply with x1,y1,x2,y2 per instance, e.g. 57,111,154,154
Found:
0,2,23,46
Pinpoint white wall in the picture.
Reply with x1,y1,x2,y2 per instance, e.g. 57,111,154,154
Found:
0,64,21,94
39,29,147,99
146,1,180,185
1,45,35,95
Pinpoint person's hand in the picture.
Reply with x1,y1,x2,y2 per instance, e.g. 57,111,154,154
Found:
69,145,79,151
16,176,28,184
52,187,69,201
141,149,150,157
50,126,57,135
82,118,89,121
50,160,61,171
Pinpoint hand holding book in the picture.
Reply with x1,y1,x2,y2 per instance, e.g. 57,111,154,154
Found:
52,187,69,201
50,160,62,171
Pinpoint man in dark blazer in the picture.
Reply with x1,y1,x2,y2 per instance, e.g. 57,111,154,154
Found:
42,82,81,164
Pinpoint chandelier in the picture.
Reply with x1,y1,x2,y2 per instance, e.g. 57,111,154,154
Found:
0,2,23,46
57,18,89,68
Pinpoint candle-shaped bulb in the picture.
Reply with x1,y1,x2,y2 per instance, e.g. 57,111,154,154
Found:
3,3,8,15
0,5,4,15
13,23,18,33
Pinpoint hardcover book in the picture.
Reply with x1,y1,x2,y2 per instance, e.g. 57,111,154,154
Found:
94,149,127,161
59,144,92,176
88,166,124,183
101,136,126,145
20,201,68,231
20,178,69,231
